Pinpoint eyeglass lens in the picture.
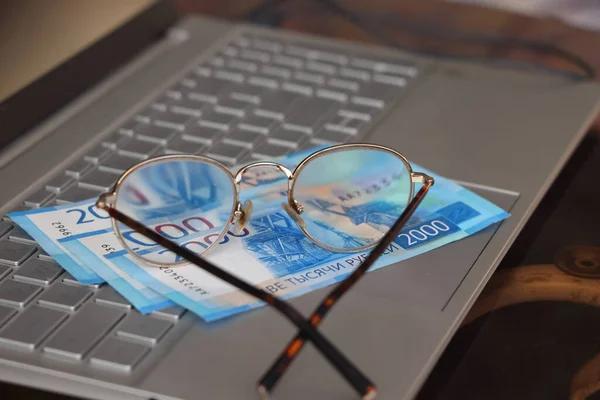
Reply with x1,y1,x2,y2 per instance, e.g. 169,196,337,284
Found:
294,148,412,250
114,159,236,264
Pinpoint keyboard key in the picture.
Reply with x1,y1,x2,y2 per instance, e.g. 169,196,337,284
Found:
252,142,290,159
90,337,149,372
247,75,279,90
338,106,376,122
135,125,177,145
151,305,186,320
7,225,36,244
283,98,338,134
305,60,336,75
226,58,258,73
118,120,140,136
239,49,270,63
0,265,10,281
352,81,395,109
223,130,265,149
293,70,325,85
43,302,125,360
65,159,93,178
324,117,364,136
238,115,277,135
14,258,62,285
272,54,303,68
260,65,291,79
281,80,314,96
182,125,224,145
153,111,195,131
229,86,264,104
116,312,172,345
350,57,418,77
316,88,348,103
37,248,52,261
267,128,309,149
62,272,102,289
206,141,249,165
95,286,131,309
247,36,283,53
254,91,300,120
372,73,407,87
0,241,36,266
102,131,131,150
151,94,177,111
23,188,55,208
79,169,119,192
118,140,159,159
327,78,360,92
199,112,236,131
134,106,163,124
84,145,111,163
0,305,15,328
215,98,250,118
213,69,245,83
57,185,104,204
0,280,42,307
169,98,204,117
45,174,75,193
194,66,212,77
339,67,370,81
99,153,139,174
187,83,225,104
38,283,92,311
164,136,207,155
0,306,67,350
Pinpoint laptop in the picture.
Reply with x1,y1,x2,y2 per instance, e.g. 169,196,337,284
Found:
0,1,598,399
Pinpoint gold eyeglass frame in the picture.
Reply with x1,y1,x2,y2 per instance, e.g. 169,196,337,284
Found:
97,143,431,268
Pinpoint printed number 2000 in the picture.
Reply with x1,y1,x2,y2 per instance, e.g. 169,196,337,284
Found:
397,220,450,247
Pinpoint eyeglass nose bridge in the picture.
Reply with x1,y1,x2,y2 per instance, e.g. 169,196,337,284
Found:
232,161,303,230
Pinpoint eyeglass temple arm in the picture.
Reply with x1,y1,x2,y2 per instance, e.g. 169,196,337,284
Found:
100,205,375,399
258,173,435,395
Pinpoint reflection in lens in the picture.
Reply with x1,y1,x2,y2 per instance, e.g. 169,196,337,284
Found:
293,148,412,250
114,159,236,264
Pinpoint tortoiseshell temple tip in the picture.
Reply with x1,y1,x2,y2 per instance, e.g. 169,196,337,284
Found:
257,385,270,400
363,386,378,400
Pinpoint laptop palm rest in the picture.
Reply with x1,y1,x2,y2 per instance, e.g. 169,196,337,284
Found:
356,182,519,312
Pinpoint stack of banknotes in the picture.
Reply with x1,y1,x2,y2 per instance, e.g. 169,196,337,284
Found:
9,147,510,322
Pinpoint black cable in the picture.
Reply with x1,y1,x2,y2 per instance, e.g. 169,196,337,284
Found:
318,0,595,80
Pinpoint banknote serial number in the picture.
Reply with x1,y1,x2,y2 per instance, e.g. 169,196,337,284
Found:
51,221,72,237
101,244,117,253
158,266,207,294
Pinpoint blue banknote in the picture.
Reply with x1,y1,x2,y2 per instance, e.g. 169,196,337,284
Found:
8,200,174,313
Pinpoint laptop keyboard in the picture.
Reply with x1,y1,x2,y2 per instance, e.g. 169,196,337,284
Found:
0,33,417,374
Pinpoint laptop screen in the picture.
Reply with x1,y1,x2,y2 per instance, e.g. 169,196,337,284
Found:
0,0,177,154
0,0,154,102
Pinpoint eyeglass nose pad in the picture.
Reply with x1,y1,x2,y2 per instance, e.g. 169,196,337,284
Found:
282,201,306,229
233,199,253,234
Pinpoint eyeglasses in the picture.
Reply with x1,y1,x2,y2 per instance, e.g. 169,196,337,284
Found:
96,143,434,399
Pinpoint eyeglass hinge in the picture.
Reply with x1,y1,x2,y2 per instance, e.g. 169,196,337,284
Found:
96,192,116,209
411,172,434,185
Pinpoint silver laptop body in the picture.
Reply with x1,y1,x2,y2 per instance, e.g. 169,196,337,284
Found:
0,6,598,400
